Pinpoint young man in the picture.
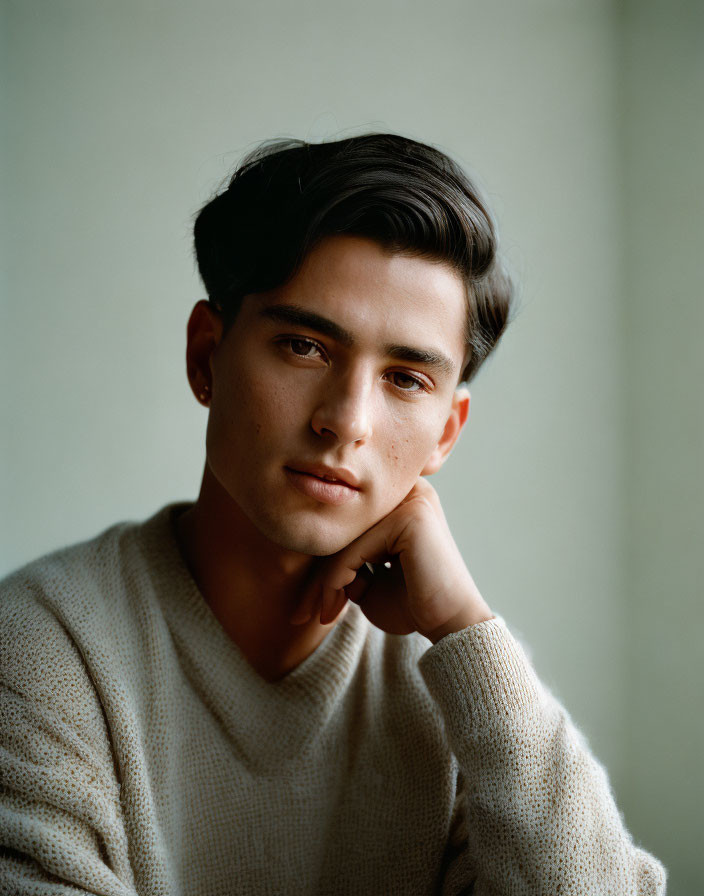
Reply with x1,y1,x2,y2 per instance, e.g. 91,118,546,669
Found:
0,134,666,894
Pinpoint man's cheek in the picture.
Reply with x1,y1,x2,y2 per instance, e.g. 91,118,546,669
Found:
383,450,436,499
358,489,405,536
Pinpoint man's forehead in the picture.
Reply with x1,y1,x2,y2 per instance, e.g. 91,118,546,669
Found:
240,234,469,377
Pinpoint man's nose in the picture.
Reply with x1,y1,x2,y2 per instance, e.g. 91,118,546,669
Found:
310,370,373,445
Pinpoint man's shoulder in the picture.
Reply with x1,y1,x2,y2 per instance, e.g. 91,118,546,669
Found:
0,505,186,744
2,504,180,675
0,518,136,679
0,500,189,684
0,526,132,755
0,516,138,625
0,500,188,616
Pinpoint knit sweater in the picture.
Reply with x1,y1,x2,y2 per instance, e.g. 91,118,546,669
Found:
0,502,666,895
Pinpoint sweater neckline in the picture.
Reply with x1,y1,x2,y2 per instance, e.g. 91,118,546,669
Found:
132,501,369,761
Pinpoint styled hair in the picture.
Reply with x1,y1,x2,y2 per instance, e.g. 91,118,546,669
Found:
193,133,515,384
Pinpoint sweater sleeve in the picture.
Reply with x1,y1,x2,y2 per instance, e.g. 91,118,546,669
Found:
0,582,137,896
417,616,667,896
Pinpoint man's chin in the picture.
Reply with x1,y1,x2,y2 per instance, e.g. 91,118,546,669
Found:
273,532,354,558
264,519,365,558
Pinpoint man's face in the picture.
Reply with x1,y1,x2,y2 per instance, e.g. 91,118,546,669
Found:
203,234,469,556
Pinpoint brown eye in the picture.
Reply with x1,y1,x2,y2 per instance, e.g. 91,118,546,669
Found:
290,339,317,356
389,372,425,392
281,337,325,359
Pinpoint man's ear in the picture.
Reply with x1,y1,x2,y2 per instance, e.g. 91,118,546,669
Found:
185,300,225,406
420,387,470,476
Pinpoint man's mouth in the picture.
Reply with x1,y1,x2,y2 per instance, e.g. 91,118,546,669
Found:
283,467,361,506
285,462,361,490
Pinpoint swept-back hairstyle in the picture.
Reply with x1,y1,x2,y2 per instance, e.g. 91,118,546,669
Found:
193,133,514,384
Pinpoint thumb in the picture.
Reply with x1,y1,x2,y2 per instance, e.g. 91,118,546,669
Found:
345,562,375,604
288,559,328,625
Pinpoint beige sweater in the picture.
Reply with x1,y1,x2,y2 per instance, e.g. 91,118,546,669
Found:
0,502,666,895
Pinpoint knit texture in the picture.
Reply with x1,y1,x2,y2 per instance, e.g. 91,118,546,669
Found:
0,502,667,895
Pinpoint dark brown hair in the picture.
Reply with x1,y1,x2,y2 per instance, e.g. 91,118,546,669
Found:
193,133,514,383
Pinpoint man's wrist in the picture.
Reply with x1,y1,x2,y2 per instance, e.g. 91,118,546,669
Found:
422,601,495,645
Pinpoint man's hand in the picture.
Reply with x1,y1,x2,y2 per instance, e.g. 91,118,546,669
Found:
290,478,494,644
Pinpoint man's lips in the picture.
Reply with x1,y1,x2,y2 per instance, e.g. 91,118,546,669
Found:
284,467,360,506
285,462,361,490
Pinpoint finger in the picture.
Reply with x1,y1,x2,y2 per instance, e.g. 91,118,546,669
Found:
320,586,346,625
333,585,355,617
319,585,334,624
289,600,313,625
289,578,322,625
345,563,374,605
326,516,403,592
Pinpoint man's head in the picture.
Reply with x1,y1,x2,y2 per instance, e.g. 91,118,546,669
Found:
185,134,515,556
193,133,514,385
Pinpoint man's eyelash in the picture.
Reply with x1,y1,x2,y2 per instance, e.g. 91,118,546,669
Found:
280,336,326,359
277,336,429,393
390,372,427,393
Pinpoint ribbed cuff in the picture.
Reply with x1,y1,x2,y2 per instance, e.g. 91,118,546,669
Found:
418,616,545,731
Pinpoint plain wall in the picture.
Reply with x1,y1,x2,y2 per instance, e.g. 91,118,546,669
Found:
620,1,704,891
1,0,700,889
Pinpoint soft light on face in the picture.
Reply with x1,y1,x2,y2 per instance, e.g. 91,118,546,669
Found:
204,234,469,556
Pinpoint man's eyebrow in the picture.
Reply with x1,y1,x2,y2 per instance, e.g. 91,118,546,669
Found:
257,303,457,378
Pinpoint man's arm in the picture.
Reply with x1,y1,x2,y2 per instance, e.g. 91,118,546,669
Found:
419,616,667,895
296,477,667,893
0,579,136,896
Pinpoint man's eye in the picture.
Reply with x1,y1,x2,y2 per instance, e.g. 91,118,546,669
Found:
282,337,325,359
389,372,425,392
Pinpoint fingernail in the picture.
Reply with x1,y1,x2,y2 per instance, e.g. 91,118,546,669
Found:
320,587,341,625
318,586,330,624
290,605,312,625
336,590,348,622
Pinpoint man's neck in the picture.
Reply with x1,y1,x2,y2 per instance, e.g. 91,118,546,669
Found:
173,466,345,683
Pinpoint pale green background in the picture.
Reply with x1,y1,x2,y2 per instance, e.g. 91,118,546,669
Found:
1,0,701,891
